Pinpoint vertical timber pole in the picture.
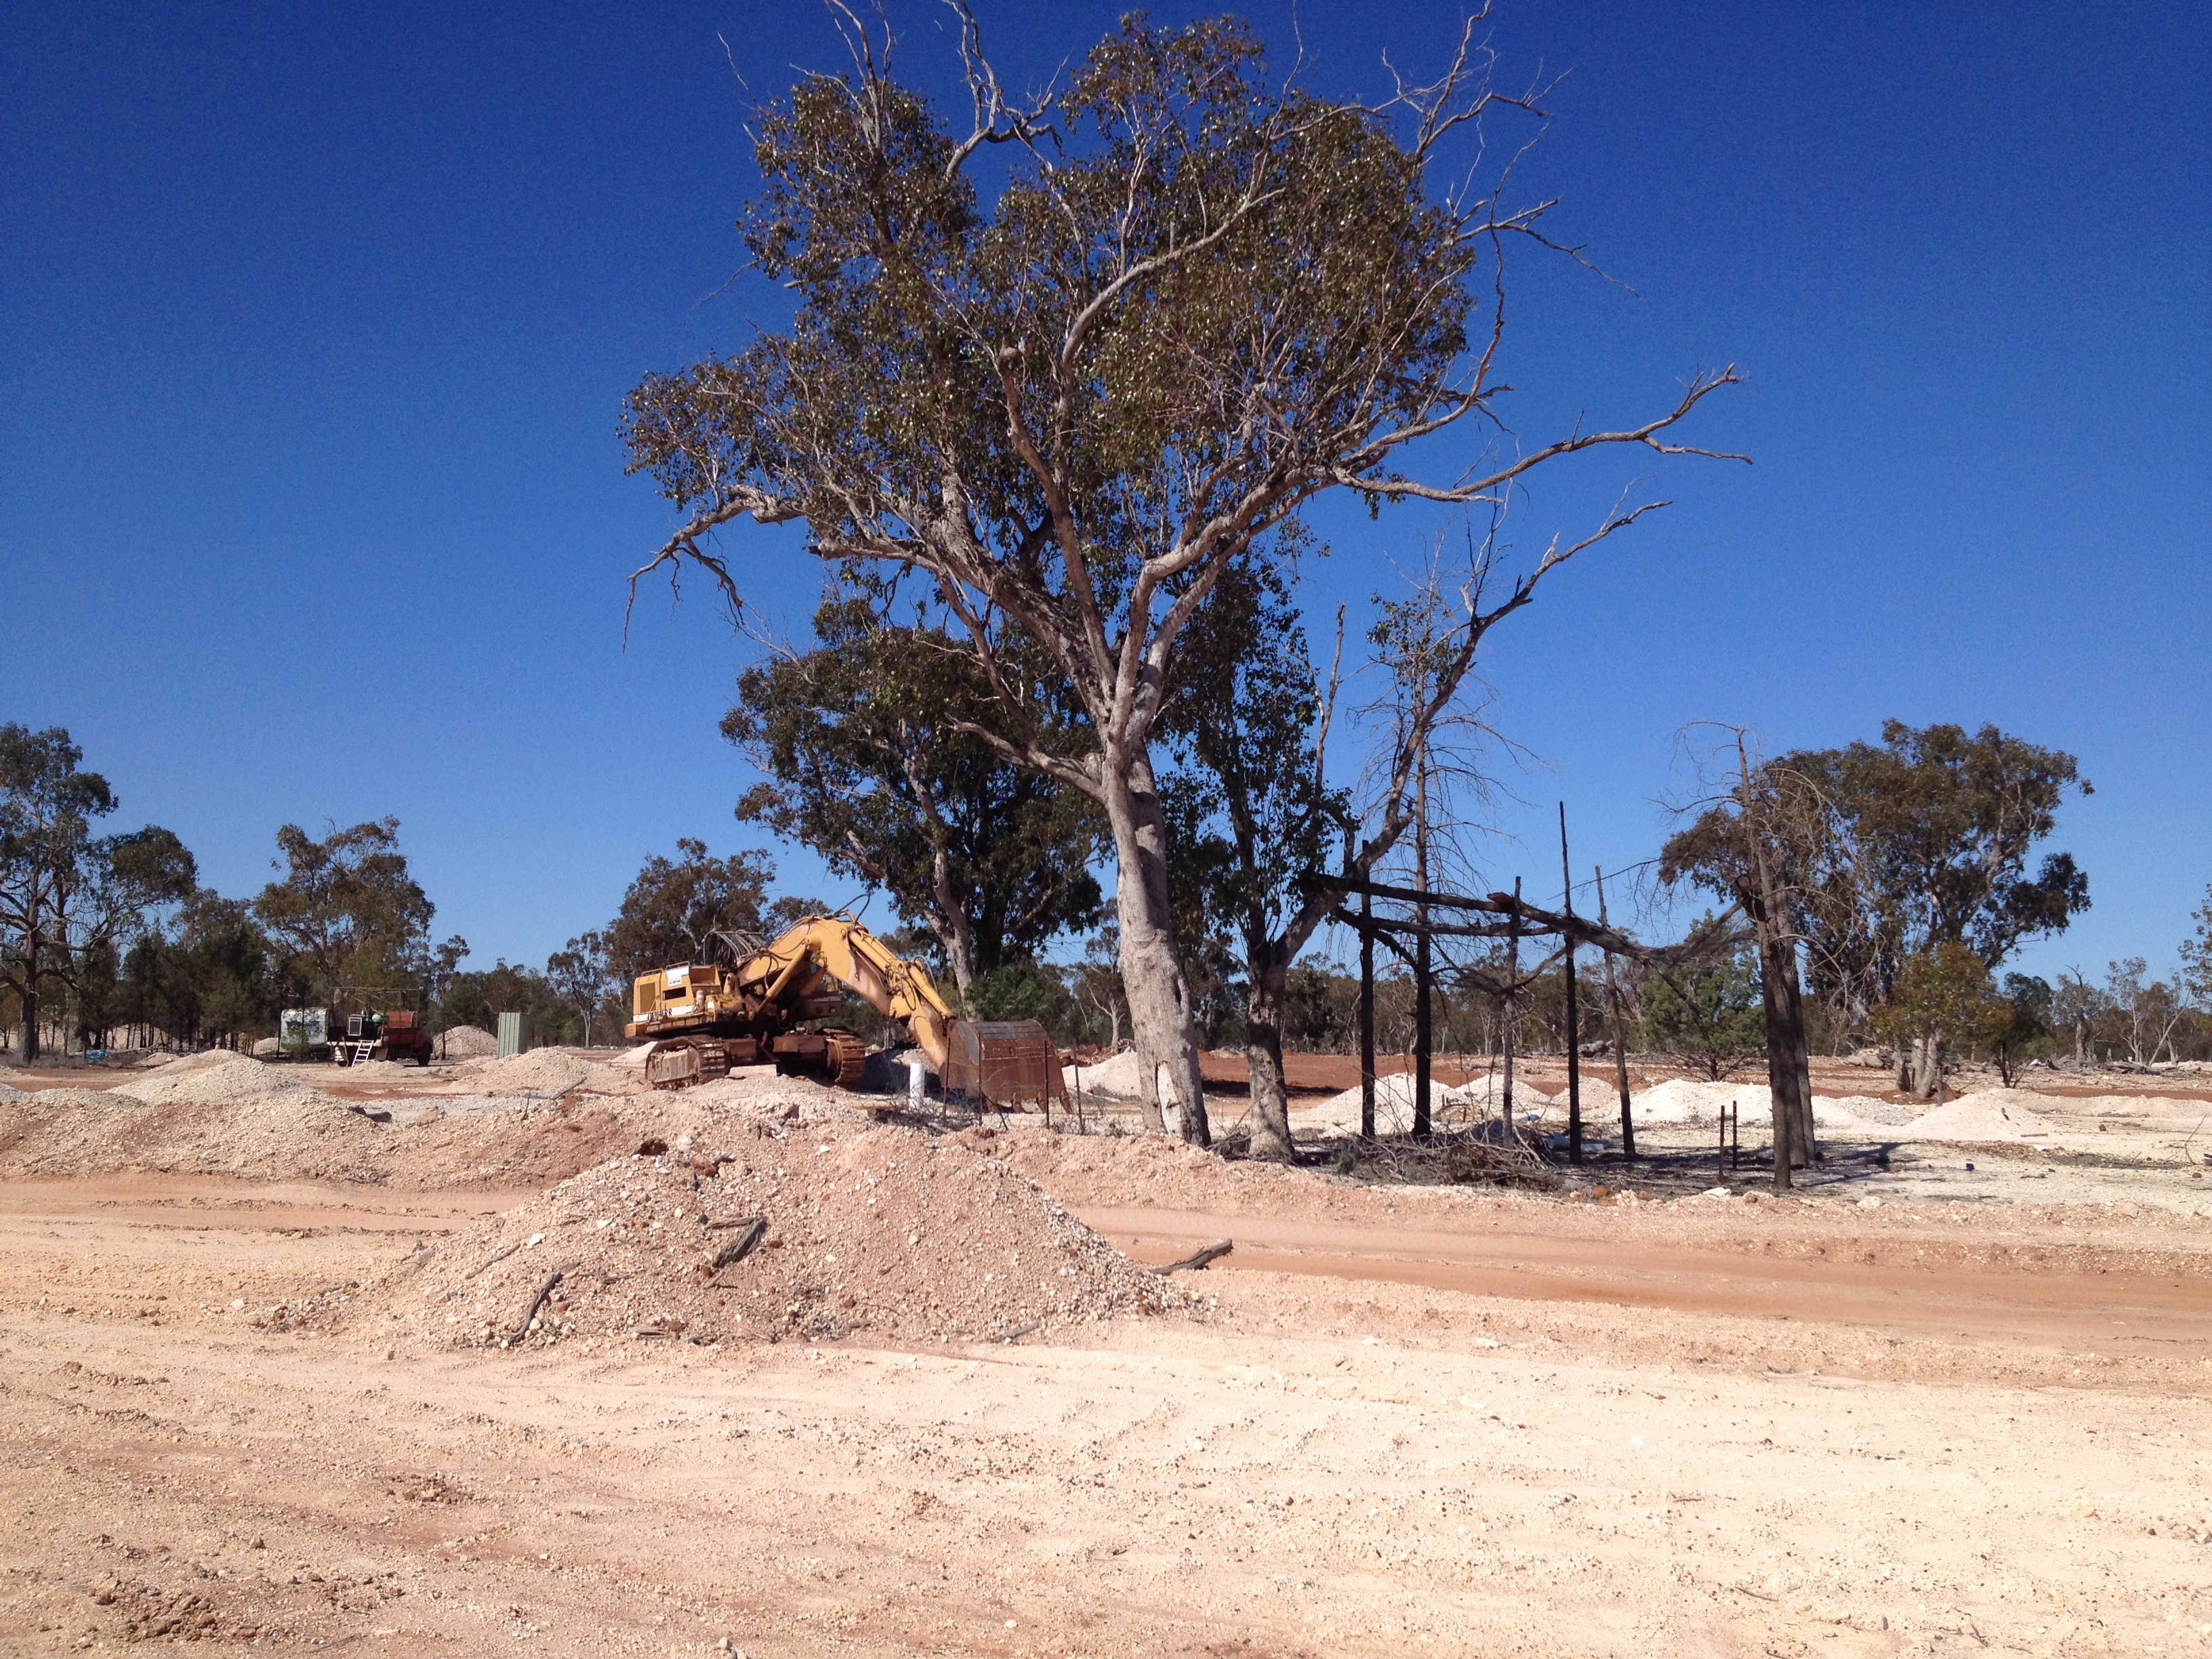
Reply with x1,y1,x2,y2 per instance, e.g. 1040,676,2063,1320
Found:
1502,878,1520,1140
1414,917,1433,1141
1559,805,1582,1166
1413,760,1433,1143
1359,872,1376,1142
1595,865,1636,1161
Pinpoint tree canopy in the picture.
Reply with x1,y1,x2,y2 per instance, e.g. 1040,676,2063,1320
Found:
252,819,438,1006
724,596,1103,999
600,838,818,985
1788,720,2090,995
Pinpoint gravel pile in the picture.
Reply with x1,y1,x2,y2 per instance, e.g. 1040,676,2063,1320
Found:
0,1083,390,1182
1063,1050,1165,1100
377,1122,1181,1350
1886,1091,2055,1142
436,1050,646,1097
437,1025,499,1059
114,1054,304,1106
1302,1071,1559,1134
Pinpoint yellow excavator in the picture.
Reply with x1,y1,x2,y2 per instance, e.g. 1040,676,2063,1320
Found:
624,916,953,1091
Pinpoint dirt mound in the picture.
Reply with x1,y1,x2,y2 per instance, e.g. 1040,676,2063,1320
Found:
1630,1078,1768,1125
374,1124,1181,1349
0,1081,654,1190
1292,1071,1561,1137
1063,1049,1165,1100
1825,1093,1917,1127
1890,1090,2056,1142
679,1069,863,1118
138,1049,248,1076
112,1054,302,1106
436,1025,499,1060
438,1050,644,1097
0,1084,392,1182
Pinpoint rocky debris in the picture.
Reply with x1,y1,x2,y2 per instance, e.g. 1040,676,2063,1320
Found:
374,1123,1181,1350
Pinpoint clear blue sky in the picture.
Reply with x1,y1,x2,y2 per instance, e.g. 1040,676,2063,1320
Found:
5,2,2207,989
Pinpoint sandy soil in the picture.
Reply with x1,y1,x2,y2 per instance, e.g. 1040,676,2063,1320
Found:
3,1057,2210,1656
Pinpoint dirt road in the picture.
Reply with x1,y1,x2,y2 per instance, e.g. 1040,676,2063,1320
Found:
1094,1204,2212,1359
5,1155,2211,1658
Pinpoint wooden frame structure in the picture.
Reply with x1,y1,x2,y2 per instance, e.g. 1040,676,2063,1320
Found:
1310,833,1738,1164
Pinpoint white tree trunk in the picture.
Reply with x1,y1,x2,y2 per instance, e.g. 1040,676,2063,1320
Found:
1103,758,1209,1145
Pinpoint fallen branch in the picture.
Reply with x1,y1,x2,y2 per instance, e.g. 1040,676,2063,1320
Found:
1155,1239,1233,1275
705,1217,767,1274
465,1242,520,1280
508,1269,563,1343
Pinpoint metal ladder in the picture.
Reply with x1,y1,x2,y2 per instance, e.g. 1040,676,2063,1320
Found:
348,1040,377,1066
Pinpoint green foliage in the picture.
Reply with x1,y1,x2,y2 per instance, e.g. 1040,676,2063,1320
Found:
966,962,1080,1037
545,930,623,1046
623,13,1488,676
2182,885,2212,1010
725,595,1103,993
1639,947,1767,1080
1987,972,2056,1083
1870,943,2012,1059
600,838,781,983
1789,720,2091,991
251,818,436,1004
1662,720,2091,1054
1282,962,1352,1053
116,893,293,1050
1160,556,1354,983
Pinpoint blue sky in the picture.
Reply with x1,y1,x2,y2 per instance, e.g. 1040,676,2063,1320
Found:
5,1,2207,989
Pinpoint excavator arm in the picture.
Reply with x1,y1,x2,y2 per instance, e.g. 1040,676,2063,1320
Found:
734,918,955,1070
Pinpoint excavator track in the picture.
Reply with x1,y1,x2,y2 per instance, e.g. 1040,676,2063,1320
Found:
645,1038,731,1092
824,1030,869,1087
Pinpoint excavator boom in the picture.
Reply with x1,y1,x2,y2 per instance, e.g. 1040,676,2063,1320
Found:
727,917,954,1070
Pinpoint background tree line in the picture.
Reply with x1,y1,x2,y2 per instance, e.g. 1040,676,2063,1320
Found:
0,722,844,1057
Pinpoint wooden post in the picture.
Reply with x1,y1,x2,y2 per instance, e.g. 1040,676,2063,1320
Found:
1414,921,1433,1142
1359,861,1376,1141
1502,878,1520,1139
1559,805,1582,1167
1595,865,1636,1161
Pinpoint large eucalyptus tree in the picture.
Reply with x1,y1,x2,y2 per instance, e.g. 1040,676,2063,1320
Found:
623,5,1739,1139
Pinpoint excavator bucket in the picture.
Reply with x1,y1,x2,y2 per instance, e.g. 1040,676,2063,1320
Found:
941,1019,1068,1117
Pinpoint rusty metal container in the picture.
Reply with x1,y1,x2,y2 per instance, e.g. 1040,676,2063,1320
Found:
941,1019,1069,1116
